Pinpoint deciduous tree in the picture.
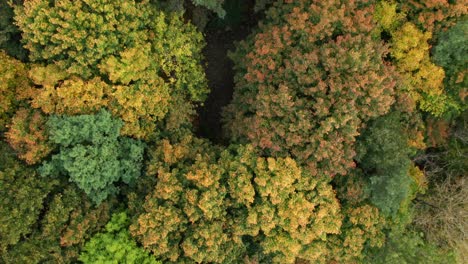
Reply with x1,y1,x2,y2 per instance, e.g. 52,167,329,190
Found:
131,134,343,263
223,0,398,177
80,212,159,264
39,109,145,204
5,108,52,164
14,0,209,139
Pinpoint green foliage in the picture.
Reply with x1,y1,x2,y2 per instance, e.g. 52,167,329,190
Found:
2,186,113,263
39,109,145,204
0,142,54,253
223,0,398,177
356,112,414,216
192,0,225,18
433,20,468,117
14,0,209,138
80,212,158,264
0,0,27,60
364,230,456,264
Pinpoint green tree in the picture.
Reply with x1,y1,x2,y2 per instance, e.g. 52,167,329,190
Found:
39,109,145,204
223,0,398,177
433,20,468,117
364,230,456,264
80,212,159,264
0,0,27,60
355,112,415,216
2,186,113,263
192,0,225,18
0,142,54,254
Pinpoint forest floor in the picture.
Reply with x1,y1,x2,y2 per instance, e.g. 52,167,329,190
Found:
195,0,260,144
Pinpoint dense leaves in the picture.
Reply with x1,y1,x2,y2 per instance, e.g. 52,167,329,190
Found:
0,0,27,60
80,212,159,264
433,20,468,117
390,22,449,116
5,108,52,164
223,0,398,177
0,51,29,131
131,134,245,263
0,0,464,262
364,230,456,264
356,112,415,216
39,110,145,204
14,0,209,138
131,134,343,263
2,186,113,263
222,145,342,263
0,143,53,254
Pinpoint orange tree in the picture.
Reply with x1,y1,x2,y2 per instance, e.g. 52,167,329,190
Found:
223,0,398,177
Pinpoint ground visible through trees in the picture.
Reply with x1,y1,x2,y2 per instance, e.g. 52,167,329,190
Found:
195,0,259,143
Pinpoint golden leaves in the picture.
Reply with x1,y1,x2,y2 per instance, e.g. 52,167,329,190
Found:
5,108,53,165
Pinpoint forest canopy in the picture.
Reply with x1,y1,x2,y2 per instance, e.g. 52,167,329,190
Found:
0,0,466,263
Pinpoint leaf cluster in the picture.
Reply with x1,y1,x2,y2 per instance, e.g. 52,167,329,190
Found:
223,0,398,177
39,109,145,204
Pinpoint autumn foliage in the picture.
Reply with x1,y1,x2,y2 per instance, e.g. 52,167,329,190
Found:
223,0,398,177
131,134,344,263
0,0,464,263
14,0,208,139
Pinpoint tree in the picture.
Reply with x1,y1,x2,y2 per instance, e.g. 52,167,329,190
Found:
131,133,343,263
39,109,145,204
223,0,398,177
80,212,159,264
389,22,450,116
326,204,387,263
374,1,463,116
14,0,209,139
0,0,27,60
0,51,29,132
2,186,113,263
433,20,468,117
0,142,54,254
399,0,467,32
221,145,342,263
5,108,53,164
355,112,416,216
131,134,246,263
364,230,456,264
192,0,226,18
413,112,468,262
